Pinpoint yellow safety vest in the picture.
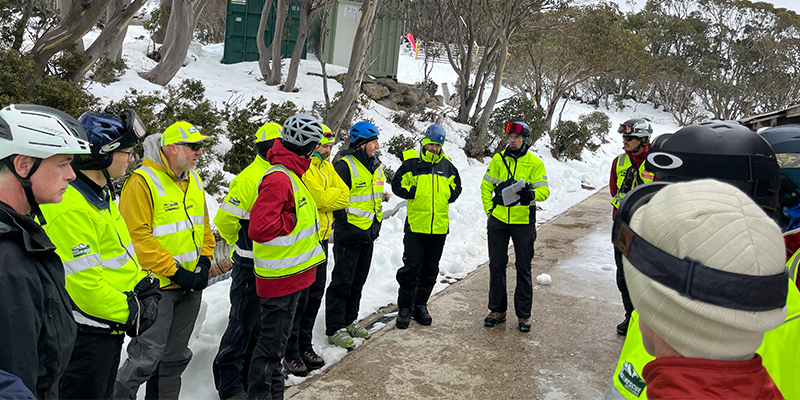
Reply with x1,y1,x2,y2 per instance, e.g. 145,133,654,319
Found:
252,165,325,279
133,166,206,287
41,182,147,333
341,155,384,230
480,150,549,224
611,153,655,209
400,148,458,234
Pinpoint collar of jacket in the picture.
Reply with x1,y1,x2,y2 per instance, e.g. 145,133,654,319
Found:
625,145,649,166
502,143,530,159
341,147,381,173
0,200,56,252
267,139,312,176
71,172,110,210
420,147,445,164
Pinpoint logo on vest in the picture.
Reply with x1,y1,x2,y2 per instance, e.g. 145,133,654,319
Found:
164,201,180,212
71,243,91,258
354,182,367,189
229,197,241,206
618,361,646,397
298,196,308,209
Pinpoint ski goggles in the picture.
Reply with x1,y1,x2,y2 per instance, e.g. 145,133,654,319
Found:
121,109,147,141
505,122,528,135
618,123,635,134
612,182,788,312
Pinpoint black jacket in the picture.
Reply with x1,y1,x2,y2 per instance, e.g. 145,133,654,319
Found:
0,201,76,399
332,148,383,244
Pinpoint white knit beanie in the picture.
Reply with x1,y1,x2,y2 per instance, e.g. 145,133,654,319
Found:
623,179,788,360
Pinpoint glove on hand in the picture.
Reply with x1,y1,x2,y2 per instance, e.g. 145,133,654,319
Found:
193,255,211,291
169,262,196,289
137,293,160,336
518,184,534,206
133,274,160,298
124,275,162,337
492,179,516,205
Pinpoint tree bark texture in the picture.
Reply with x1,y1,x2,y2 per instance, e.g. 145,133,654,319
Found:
266,0,288,85
11,0,34,51
152,0,171,44
282,0,313,92
141,0,210,86
256,0,275,77
106,0,130,61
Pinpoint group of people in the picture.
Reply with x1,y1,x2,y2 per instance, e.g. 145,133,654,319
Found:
606,118,800,399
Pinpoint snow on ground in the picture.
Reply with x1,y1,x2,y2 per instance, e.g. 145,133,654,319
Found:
92,26,681,399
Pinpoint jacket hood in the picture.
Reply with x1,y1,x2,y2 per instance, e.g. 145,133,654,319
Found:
142,133,180,180
267,139,311,176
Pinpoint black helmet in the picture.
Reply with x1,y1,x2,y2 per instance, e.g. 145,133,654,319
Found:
618,118,653,137
73,110,147,170
759,125,800,219
645,120,780,211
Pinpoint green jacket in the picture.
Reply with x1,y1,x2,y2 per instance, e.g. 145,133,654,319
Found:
392,147,462,234
481,148,549,224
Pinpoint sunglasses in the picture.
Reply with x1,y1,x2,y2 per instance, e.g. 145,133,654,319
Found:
505,122,527,134
622,135,639,142
618,124,635,134
176,142,203,152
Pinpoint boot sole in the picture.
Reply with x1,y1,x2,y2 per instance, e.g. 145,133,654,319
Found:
411,317,432,326
484,319,506,327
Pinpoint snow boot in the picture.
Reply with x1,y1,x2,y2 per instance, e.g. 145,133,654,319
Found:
396,307,411,329
484,311,506,327
328,328,355,349
346,322,371,339
301,349,325,370
518,318,531,332
616,314,631,336
411,305,432,326
282,358,308,377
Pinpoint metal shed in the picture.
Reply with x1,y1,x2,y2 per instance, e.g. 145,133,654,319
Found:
739,104,800,130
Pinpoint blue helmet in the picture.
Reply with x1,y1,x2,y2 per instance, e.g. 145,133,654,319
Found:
423,124,446,145
350,121,380,147
73,110,147,170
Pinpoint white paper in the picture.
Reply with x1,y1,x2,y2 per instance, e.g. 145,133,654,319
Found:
501,179,526,206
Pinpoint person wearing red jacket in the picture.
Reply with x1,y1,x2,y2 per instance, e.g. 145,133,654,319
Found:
246,114,325,400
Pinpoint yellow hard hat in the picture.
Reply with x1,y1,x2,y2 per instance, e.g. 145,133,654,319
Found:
160,121,207,146
319,123,335,145
256,122,283,143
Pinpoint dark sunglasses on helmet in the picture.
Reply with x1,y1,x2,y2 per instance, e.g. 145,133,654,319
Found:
176,142,203,152
505,122,527,134
612,182,788,312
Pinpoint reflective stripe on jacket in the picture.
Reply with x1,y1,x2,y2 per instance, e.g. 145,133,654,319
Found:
302,156,349,240
132,165,205,287
611,153,654,209
341,155,384,229
480,149,549,224
393,148,461,234
252,165,325,279
41,181,147,333
215,156,271,260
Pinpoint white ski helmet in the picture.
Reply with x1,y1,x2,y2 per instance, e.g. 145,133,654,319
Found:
0,104,91,160
282,114,324,147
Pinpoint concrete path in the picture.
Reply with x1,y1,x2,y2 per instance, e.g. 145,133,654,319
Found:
287,189,625,399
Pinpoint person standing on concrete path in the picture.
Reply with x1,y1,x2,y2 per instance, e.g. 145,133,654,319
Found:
326,121,385,348
480,121,549,332
391,124,462,329
41,110,161,400
617,180,787,399
115,122,216,400
246,114,326,400
0,104,90,399
609,118,655,336
282,124,350,377
212,122,282,399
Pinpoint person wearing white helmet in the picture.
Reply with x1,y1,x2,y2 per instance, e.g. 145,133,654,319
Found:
0,104,91,398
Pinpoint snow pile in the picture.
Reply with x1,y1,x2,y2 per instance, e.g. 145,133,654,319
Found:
536,273,553,285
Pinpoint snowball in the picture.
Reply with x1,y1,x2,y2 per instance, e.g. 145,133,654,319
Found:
536,273,552,285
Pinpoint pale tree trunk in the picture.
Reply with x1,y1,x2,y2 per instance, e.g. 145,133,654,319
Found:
11,0,34,51
68,0,143,82
266,0,288,85
317,0,334,116
256,0,275,77
106,0,130,61
28,0,114,95
152,0,170,44
141,0,210,85
327,0,384,135
282,0,313,92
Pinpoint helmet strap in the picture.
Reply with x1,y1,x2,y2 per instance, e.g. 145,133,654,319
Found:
3,156,46,224
102,168,115,198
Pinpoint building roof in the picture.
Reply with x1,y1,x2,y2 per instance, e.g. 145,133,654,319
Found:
739,104,800,129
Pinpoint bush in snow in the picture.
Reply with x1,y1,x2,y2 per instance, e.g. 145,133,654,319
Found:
489,96,546,152
222,96,270,174
386,134,417,160
548,110,611,161
579,111,612,146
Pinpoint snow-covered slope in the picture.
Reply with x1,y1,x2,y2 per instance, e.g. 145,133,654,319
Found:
86,26,682,398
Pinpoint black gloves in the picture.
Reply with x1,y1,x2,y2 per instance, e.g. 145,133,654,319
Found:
194,255,211,291
124,275,162,337
169,263,196,289
518,184,534,206
492,179,515,205
169,255,211,291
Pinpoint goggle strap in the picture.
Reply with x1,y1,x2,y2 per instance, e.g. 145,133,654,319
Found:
647,151,779,183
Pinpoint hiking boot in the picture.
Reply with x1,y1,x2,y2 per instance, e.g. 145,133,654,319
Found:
396,307,411,329
616,314,631,336
282,358,308,377
346,322,371,339
484,311,506,327
519,318,532,332
225,392,248,400
301,349,325,370
411,305,432,326
328,328,355,349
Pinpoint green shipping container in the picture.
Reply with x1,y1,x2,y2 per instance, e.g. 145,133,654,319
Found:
223,0,307,64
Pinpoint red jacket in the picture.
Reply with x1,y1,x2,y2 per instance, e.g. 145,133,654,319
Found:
249,140,317,298
642,355,784,400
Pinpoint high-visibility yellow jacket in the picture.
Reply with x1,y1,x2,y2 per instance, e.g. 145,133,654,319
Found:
611,153,655,209
215,155,271,260
392,148,462,234
302,155,349,240
119,135,215,289
41,178,148,334
481,148,549,224
606,262,800,400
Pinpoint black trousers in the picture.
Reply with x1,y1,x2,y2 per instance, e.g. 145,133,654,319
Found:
487,216,536,319
59,331,124,400
286,240,329,360
247,291,301,400
213,258,261,399
614,246,635,316
396,232,447,308
325,241,373,336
